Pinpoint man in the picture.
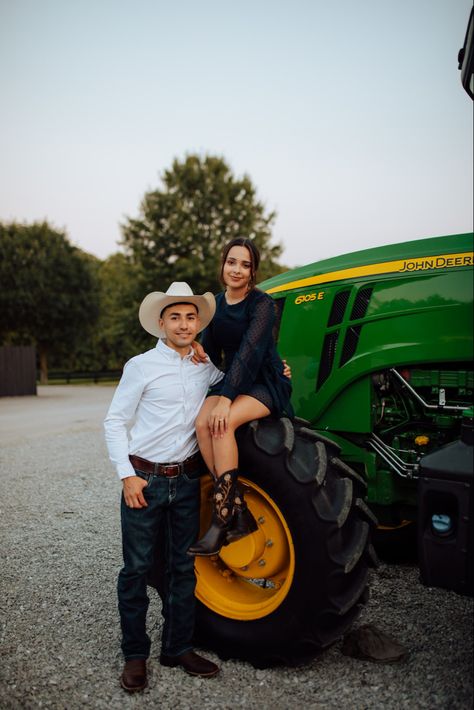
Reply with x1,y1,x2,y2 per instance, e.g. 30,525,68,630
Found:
104,282,224,692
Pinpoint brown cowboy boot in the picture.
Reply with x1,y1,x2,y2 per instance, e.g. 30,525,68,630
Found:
120,659,147,692
226,479,258,544
187,469,238,556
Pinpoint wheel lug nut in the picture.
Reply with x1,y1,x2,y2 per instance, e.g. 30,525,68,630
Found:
265,539,274,547
258,516,265,524
258,559,266,567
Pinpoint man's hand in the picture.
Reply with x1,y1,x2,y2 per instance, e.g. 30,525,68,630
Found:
123,475,148,508
282,359,292,379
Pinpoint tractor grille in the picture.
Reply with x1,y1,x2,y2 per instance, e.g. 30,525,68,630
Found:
350,287,373,320
327,290,351,326
318,286,374,385
340,325,362,366
317,331,339,389
337,287,373,368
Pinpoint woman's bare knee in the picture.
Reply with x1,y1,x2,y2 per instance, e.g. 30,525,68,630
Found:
196,415,211,442
196,413,207,431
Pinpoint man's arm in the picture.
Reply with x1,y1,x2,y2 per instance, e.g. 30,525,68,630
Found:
208,360,225,387
104,360,149,508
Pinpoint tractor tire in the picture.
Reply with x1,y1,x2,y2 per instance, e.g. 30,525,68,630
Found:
192,416,378,668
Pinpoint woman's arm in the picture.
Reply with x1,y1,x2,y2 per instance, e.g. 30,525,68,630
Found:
200,322,222,367
190,320,222,366
208,293,276,437
219,292,275,401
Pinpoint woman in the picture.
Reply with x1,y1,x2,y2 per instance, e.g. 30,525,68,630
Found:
187,237,293,557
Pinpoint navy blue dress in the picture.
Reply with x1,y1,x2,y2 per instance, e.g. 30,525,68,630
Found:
202,289,293,417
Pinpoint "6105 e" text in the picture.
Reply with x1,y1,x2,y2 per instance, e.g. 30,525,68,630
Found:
294,292,325,305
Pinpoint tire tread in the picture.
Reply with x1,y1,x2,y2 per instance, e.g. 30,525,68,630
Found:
196,417,375,667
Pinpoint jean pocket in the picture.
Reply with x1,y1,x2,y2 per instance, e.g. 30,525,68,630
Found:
133,469,151,487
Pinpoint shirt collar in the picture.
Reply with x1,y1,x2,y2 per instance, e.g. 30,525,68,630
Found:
156,338,194,362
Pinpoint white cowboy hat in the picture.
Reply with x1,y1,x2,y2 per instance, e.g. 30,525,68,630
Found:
139,282,216,338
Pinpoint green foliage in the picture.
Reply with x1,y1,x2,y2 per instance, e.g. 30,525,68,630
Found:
121,154,285,297
0,221,100,381
0,155,288,376
94,253,151,367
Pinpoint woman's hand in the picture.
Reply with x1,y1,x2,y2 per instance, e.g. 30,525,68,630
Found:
282,359,292,379
191,340,208,365
209,397,232,438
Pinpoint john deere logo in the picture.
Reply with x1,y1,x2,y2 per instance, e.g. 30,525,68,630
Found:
399,254,473,272
266,249,473,295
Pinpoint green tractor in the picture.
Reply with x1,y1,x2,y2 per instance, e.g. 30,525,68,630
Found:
191,232,473,667
162,14,474,667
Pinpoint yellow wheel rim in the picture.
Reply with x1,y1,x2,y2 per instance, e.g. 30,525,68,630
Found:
195,477,295,620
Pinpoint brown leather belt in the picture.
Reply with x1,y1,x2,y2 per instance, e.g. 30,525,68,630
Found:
129,452,202,478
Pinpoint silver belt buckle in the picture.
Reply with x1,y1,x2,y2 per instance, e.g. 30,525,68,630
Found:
165,462,181,478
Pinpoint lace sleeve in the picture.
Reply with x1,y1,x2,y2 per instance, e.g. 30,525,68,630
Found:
220,292,275,401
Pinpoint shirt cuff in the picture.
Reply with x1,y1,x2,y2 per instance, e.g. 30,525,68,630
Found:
116,460,137,480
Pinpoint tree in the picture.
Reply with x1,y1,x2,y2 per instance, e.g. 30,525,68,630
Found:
94,253,143,369
121,154,286,300
0,221,100,383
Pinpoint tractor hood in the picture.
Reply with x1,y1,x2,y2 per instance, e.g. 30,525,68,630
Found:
259,233,473,295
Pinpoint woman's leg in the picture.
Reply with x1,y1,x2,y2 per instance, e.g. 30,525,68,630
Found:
195,397,219,474
187,395,271,557
212,395,270,476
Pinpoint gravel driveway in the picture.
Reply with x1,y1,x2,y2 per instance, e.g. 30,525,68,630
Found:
0,386,472,709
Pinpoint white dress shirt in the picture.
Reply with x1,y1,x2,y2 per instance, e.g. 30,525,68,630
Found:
104,339,223,479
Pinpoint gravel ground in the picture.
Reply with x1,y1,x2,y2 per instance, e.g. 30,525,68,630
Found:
0,386,472,709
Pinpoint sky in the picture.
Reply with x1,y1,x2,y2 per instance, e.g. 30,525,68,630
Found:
0,0,472,269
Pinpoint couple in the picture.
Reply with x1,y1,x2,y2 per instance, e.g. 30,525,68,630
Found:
104,237,293,692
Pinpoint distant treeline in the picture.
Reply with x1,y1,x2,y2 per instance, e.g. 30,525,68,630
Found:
0,154,287,383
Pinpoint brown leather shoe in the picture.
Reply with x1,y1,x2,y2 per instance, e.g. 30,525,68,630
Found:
120,658,147,692
160,650,219,677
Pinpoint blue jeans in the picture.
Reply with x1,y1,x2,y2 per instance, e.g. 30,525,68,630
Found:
117,469,200,660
